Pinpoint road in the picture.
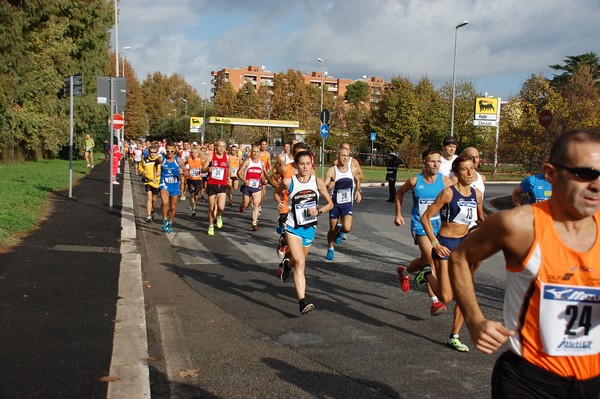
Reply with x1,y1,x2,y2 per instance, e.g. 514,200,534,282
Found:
133,180,515,398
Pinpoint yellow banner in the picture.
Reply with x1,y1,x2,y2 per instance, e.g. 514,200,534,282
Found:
208,117,299,128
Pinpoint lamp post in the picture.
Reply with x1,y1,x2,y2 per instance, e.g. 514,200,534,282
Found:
201,82,208,144
172,108,177,119
121,46,131,77
317,57,324,179
182,98,188,116
450,20,468,137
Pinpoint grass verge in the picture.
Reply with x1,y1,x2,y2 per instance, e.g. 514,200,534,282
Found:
0,158,91,250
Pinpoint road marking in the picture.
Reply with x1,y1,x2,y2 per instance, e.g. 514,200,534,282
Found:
53,244,119,253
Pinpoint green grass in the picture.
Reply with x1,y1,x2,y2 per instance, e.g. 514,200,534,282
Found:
0,157,91,248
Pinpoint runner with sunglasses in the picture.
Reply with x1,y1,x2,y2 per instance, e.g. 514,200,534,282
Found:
139,144,161,223
450,128,600,397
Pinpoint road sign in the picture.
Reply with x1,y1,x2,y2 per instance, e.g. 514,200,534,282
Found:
320,124,329,139
474,113,497,121
110,113,124,130
97,76,127,106
474,97,499,114
473,120,498,127
320,109,330,124
370,132,376,141
538,109,552,127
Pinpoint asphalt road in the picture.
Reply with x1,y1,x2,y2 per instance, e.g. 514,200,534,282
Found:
133,180,515,398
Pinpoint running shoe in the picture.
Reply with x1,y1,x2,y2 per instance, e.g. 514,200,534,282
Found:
86,164,90,167
216,215,223,228
180,195,187,201
112,180,120,185
277,235,287,259
166,222,173,234
300,303,314,315
335,226,344,245
161,218,168,232
447,335,469,352
396,266,410,293
414,265,432,290
239,203,245,214
146,216,152,223
280,258,291,282
430,301,447,316
326,248,335,261
207,225,214,236
191,209,196,216
252,222,259,231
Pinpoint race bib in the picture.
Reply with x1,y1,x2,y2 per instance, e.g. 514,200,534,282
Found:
164,176,178,184
418,199,440,220
247,179,260,188
539,283,600,356
211,167,225,180
336,188,352,204
454,200,477,224
189,168,200,177
230,168,238,176
294,201,317,226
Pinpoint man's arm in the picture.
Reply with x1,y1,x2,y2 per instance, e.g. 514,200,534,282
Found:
394,177,416,226
450,208,533,354
511,186,524,207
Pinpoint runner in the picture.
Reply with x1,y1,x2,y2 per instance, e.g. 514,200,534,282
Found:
132,143,143,176
394,149,452,316
274,150,333,315
419,153,484,352
202,139,229,236
139,144,161,223
511,161,552,206
439,136,458,177
185,149,204,216
227,144,240,206
237,145,267,231
84,134,95,168
450,128,600,397
159,143,189,234
258,138,272,214
323,146,362,261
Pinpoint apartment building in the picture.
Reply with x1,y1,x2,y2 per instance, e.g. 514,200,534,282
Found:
210,65,386,105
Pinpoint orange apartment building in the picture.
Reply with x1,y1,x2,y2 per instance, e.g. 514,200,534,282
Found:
210,65,386,106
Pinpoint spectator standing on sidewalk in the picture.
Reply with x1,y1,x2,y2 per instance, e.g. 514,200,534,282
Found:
84,134,95,168
111,137,122,185
385,152,400,202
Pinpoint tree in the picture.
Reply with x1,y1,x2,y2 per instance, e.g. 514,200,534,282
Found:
213,81,235,117
345,81,369,105
414,77,448,149
549,52,600,92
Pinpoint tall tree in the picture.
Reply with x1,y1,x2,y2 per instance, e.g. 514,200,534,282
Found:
415,77,448,149
549,52,600,92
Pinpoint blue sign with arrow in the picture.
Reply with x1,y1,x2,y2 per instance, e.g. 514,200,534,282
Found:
320,124,329,139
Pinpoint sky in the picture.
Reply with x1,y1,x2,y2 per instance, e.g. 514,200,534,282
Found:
113,0,600,101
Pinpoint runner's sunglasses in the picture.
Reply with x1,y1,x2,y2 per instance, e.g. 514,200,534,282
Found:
553,164,600,181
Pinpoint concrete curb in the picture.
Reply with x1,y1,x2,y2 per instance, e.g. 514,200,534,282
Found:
107,163,151,398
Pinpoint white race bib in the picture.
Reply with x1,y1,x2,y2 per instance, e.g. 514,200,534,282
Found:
294,201,317,226
247,179,260,188
418,199,440,220
336,188,352,204
539,283,600,356
454,200,477,225
189,168,200,177
211,167,225,180
230,168,238,176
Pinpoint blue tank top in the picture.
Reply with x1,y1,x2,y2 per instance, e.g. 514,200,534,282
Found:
520,173,552,203
161,157,181,185
441,185,477,225
411,173,445,230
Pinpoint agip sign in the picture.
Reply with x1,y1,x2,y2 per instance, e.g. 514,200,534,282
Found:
474,97,499,120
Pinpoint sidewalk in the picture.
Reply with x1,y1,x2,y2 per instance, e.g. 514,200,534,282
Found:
0,161,128,398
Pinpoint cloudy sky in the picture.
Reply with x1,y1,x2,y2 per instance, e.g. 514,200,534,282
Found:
114,0,599,100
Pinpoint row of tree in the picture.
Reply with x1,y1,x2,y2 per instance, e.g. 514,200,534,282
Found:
1,1,598,171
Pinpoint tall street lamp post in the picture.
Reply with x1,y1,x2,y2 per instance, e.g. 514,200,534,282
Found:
450,20,468,137
182,98,188,116
317,57,324,179
201,82,208,144
121,46,131,77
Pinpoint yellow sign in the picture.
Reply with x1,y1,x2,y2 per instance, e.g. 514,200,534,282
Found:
474,97,499,114
189,117,204,128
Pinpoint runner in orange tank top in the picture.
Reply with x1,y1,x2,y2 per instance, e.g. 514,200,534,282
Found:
450,128,600,398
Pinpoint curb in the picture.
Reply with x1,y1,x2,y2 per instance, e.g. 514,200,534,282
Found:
107,163,151,398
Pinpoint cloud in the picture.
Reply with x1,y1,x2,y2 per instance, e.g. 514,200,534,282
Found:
115,0,600,99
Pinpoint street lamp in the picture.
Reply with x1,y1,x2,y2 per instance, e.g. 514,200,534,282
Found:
450,20,468,137
317,57,324,178
121,46,131,77
182,98,188,116
172,108,177,119
201,82,208,144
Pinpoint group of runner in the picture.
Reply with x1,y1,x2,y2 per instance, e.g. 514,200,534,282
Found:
133,129,599,397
